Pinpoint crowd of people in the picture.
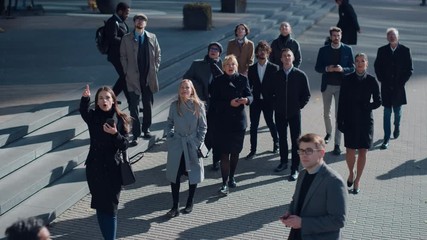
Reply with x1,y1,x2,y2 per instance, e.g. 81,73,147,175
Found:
6,1,414,239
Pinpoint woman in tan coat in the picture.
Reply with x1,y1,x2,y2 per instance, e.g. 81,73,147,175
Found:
165,80,207,217
226,23,255,76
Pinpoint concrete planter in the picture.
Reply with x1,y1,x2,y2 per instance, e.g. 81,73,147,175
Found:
96,0,131,14
183,3,212,30
221,0,246,13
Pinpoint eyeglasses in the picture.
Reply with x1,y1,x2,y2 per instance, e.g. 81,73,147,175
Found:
297,148,322,155
210,48,220,52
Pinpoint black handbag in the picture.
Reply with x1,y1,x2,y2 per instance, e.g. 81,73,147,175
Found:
197,142,210,158
118,150,136,186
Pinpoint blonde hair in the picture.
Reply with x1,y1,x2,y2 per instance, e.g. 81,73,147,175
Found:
222,54,239,71
177,79,204,117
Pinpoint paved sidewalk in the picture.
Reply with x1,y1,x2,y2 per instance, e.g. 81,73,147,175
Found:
1,0,427,239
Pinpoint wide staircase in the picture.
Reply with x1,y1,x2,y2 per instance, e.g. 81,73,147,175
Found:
0,0,335,237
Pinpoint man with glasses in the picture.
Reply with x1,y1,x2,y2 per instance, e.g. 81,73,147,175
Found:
280,133,347,240
183,42,223,170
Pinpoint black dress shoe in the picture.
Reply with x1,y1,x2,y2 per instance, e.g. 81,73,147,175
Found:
351,188,360,194
182,204,193,214
211,161,219,171
228,177,237,188
166,208,179,218
275,163,288,172
393,128,400,139
324,134,331,144
380,141,389,150
245,151,256,160
273,144,279,153
143,130,152,139
332,145,341,155
129,139,138,147
288,171,299,181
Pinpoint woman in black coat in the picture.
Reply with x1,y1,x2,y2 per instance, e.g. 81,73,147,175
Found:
210,54,252,196
336,0,360,45
337,53,381,195
80,85,131,239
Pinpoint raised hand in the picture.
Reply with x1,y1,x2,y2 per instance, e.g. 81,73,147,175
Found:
82,84,91,97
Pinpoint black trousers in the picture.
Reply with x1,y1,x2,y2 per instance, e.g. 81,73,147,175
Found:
109,57,128,99
249,99,278,152
275,111,301,172
171,154,197,209
128,86,153,138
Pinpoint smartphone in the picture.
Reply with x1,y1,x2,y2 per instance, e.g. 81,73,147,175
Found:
106,118,115,127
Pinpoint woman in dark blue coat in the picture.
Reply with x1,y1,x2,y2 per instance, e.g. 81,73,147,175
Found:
337,53,381,195
210,54,252,196
80,85,131,239
336,0,360,45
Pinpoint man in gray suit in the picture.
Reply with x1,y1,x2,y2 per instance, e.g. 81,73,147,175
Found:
281,133,347,240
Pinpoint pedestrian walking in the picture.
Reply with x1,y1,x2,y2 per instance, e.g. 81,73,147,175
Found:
336,0,360,45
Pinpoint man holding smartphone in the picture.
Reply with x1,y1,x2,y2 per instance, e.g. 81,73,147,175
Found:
280,133,347,240
315,27,354,155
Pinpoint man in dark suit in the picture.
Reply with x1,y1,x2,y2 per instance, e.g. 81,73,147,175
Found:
374,27,413,149
281,133,347,240
183,42,223,170
105,2,130,98
314,27,354,155
270,48,311,180
245,40,279,160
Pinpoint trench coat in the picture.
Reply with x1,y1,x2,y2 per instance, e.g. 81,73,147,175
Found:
120,30,161,95
166,100,207,184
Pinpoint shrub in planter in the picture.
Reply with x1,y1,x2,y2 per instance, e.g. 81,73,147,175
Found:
96,0,131,14
183,2,212,30
221,0,246,13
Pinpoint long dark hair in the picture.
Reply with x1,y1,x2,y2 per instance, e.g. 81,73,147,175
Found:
95,86,131,133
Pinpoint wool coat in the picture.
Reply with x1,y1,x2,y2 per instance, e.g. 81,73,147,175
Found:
80,97,129,215
120,30,161,95
374,43,413,107
337,72,381,149
288,163,347,240
337,0,360,45
166,100,207,184
226,38,255,75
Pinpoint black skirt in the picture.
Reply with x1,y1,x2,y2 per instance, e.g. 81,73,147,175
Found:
214,130,245,154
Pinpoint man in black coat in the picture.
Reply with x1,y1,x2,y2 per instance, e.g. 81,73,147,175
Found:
269,22,302,68
374,27,413,149
245,40,279,160
105,2,130,98
270,48,311,180
336,0,360,45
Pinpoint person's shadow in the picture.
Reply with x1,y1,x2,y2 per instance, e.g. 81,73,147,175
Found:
377,157,427,180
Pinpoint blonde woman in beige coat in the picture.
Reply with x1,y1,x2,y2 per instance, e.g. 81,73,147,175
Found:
226,23,255,76
120,13,161,144
165,79,207,218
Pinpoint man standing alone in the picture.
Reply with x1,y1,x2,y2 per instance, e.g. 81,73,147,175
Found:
315,27,354,155
105,2,130,98
120,13,161,146
374,28,413,150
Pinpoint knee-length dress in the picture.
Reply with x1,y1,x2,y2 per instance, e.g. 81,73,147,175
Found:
337,72,381,149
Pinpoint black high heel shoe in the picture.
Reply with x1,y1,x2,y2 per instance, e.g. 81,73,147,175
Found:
347,180,353,188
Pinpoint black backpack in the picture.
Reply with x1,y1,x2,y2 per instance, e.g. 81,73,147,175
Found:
95,21,108,55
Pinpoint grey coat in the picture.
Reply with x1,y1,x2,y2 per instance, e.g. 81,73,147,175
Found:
166,100,207,184
120,30,161,95
288,163,347,240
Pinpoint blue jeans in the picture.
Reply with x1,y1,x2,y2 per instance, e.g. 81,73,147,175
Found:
383,105,402,142
96,210,117,240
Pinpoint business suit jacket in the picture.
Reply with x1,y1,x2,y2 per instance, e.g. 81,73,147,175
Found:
226,38,255,75
166,100,207,184
288,163,347,240
120,30,161,95
248,61,279,103
183,55,223,103
105,14,129,62
314,43,354,92
374,43,413,107
269,67,311,119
